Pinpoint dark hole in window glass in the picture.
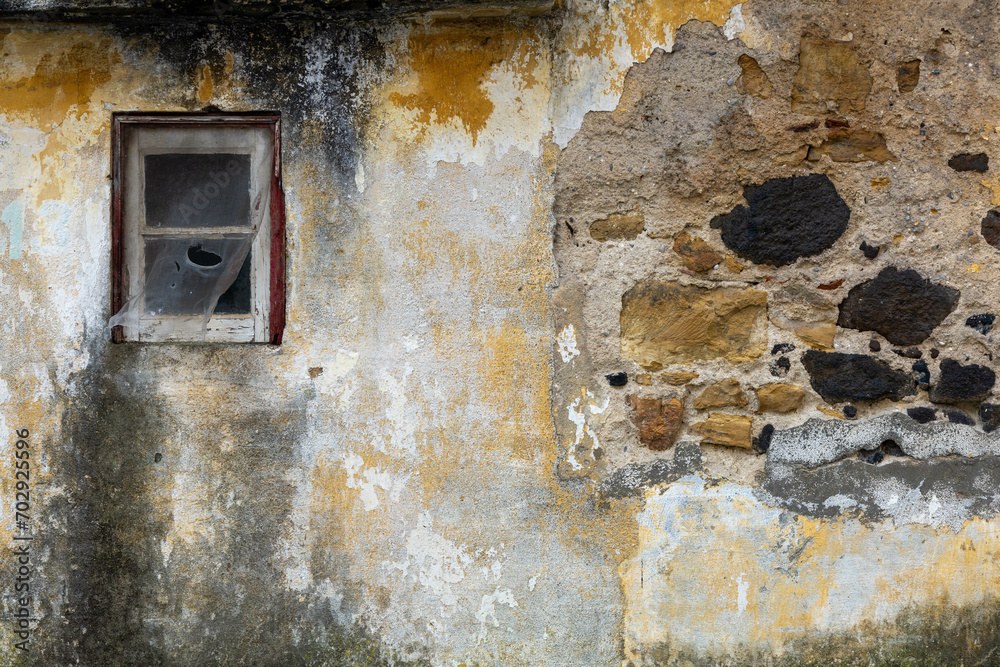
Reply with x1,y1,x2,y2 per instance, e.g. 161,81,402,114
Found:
144,153,251,228
143,238,251,316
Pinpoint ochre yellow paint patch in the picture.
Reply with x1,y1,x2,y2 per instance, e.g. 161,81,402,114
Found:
197,64,214,103
388,22,539,144
0,31,120,126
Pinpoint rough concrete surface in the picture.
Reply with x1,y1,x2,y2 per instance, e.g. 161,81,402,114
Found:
4,0,1000,664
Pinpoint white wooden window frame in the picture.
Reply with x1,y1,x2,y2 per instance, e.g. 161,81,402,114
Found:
113,117,279,343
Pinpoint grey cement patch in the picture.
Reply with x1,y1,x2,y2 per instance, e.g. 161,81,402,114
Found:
760,413,1000,528
599,441,703,499
767,412,1000,467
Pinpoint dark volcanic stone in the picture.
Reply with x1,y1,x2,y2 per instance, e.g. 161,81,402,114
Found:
606,372,628,387
802,351,916,403
869,339,881,352
893,347,922,359
754,423,774,454
837,267,960,346
982,210,1000,249
912,360,930,386
966,313,995,335
980,403,1000,433
710,174,850,266
843,404,858,419
930,348,940,359
858,448,884,465
859,241,880,260
948,153,989,172
944,409,975,426
771,343,795,355
930,359,996,404
770,356,791,378
906,406,937,424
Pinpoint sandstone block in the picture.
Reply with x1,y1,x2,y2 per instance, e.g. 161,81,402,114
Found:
809,129,897,163
662,372,699,385
756,384,806,413
693,379,747,409
590,209,644,241
627,395,683,451
673,232,723,272
620,281,767,369
791,35,872,115
691,414,753,449
737,54,773,99
896,59,920,93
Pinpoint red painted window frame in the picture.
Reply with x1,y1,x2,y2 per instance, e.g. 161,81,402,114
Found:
110,112,286,344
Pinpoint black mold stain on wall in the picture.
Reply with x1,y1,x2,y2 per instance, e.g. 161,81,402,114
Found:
632,595,1000,666
35,344,420,666
108,17,392,181
38,345,170,665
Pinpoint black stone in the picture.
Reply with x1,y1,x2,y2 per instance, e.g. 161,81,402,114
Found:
771,343,795,355
893,347,922,359
770,356,791,378
843,404,858,419
930,348,940,359
966,313,995,335
710,174,850,266
930,359,996,404
980,403,1000,433
858,449,884,465
906,406,937,424
837,267,960,346
944,409,975,426
869,339,881,352
948,152,989,172
606,372,628,387
859,241,880,260
802,350,916,403
912,360,930,386
982,210,1000,249
754,424,774,454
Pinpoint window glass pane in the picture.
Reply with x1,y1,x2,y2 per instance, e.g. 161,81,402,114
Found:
143,238,252,315
144,153,251,228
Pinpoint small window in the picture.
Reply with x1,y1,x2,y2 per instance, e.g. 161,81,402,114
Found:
110,113,285,344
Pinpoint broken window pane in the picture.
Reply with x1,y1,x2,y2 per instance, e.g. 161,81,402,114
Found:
143,238,251,315
144,153,251,228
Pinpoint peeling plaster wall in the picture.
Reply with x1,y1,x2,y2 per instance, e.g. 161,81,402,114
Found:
3,0,1000,665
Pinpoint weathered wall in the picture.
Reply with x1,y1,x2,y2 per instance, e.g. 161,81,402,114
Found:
2,0,1000,665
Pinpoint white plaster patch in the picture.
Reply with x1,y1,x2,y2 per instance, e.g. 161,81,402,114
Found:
475,586,518,644
556,324,580,363
722,4,746,40
734,573,749,614
394,512,472,608
566,390,609,469
343,452,410,511
379,364,419,455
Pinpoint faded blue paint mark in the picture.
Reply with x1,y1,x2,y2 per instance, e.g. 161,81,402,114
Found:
35,200,71,255
1,199,23,260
